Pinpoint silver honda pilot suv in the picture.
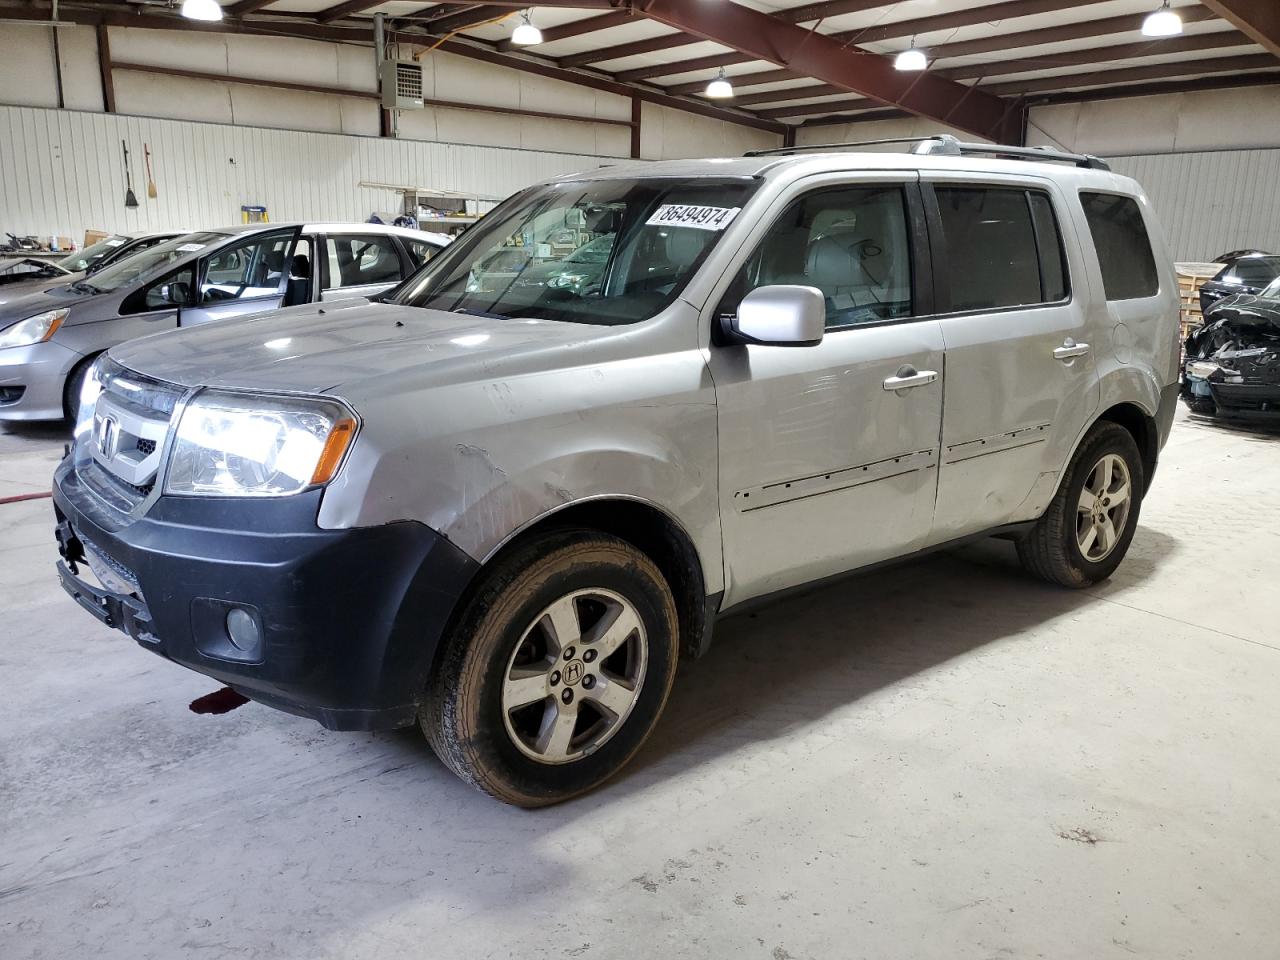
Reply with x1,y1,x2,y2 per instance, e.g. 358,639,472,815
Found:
53,137,1181,806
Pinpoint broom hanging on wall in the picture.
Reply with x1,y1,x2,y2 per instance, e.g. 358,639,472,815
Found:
122,140,139,208
144,143,157,199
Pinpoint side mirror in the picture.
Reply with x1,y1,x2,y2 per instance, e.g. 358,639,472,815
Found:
725,285,825,347
163,281,191,305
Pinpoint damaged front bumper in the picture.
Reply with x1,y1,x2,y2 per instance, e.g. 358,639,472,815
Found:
1182,305,1280,421
52,458,479,731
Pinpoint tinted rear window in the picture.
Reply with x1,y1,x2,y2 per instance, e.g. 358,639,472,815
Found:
1218,256,1280,285
934,186,1069,311
1079,192,1159,300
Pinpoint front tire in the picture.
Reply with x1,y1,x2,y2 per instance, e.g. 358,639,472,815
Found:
63,354,98,422
422,529,679,807
1017,422,1144,588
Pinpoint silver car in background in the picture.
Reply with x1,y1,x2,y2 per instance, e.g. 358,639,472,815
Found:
0,222,448,420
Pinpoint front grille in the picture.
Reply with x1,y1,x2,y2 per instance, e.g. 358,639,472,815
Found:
76,357,185,511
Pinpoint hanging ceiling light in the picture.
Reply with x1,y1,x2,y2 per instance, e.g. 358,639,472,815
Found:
180,0,224,21
705,67,734,99
1141,1,1183,37
894,47,928,71
511,9,543,45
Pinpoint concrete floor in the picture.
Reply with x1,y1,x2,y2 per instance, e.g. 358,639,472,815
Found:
2,408,1278,960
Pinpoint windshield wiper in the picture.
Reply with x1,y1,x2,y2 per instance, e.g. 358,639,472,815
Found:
70,280,101,295
452,307,508,320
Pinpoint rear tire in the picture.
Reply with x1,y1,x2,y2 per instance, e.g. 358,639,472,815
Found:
1016,422,1144,588
422,529,679,807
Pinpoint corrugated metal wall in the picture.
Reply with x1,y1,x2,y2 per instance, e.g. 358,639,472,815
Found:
0,105,617,241
1108,149,1280,262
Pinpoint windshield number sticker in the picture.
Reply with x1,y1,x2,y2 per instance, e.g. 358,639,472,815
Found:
175,243,206,252
646,205,741,231
105,239,126,247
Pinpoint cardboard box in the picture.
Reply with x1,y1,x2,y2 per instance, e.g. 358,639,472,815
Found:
84,230,109,247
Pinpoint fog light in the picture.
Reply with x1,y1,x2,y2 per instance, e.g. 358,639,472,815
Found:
225,608,262,654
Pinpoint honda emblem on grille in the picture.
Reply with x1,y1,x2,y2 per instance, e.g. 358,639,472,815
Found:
95,414,120,461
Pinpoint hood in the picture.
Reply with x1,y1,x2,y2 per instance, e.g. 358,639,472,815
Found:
1188,296,1280,359
0,279,84,315
110,299,629,397
0,257,71,285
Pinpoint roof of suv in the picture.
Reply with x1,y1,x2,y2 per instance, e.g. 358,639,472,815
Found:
571,149,1132,190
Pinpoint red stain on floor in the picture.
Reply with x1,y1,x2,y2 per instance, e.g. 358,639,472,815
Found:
189,687,250,715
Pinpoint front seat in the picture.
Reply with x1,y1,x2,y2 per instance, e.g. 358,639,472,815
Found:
804,235,874,320
284,253,311,306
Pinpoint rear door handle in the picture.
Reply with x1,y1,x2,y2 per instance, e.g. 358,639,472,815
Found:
1053,339,1090,360
883,368,938,391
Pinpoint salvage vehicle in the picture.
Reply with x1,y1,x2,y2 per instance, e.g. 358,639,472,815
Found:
1198,252,1280,314
52,136,1181,806
0,222,447,420
0,232,180,292
1182,275,1280,421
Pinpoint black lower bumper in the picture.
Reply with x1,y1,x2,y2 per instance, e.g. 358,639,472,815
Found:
1181,377,1280,421
52,460,480,731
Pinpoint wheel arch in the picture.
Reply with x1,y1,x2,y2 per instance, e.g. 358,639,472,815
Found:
477,496,715,660
1096,401,1158,492
62,349,103,419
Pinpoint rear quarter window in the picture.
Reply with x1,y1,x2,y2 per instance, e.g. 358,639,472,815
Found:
1079,192,1160,300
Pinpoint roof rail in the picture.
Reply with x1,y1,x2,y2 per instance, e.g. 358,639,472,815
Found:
745,133,1111,171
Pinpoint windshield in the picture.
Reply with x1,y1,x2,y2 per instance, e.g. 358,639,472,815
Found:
58,235,130,273
81,231,226,294
391,177,759,325
1260,275,1280,300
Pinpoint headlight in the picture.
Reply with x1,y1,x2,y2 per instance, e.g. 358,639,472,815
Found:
1185,361,1220,380
165,391,357,497
0,308,68,349
72,355,106,447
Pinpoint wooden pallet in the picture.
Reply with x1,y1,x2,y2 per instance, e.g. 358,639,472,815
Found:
1176,261,1219,341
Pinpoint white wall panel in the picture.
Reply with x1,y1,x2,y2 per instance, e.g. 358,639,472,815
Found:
0,105,616,240
1108,149,1280,261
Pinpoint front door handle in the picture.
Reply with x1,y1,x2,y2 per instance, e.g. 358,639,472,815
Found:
883,367,938,391
1053,338,1090,360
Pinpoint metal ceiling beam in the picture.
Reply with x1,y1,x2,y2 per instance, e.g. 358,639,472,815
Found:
615,51,744,83
672,32,1248,103
425,4,512,34
1199,0,1280,58
759,96,874,120
314,0,384,24
798,71,1280,126
496,9,632,51
937,31,1251,82
556,0,906,66
634,0,1023,142
557,30,694,67
984,52,1280,96
432,37,786,131
666,67,801,96
225,0,277,16
731,82,851,107
611,0,1101,81
927,6,1220,59
826,0,1100,46
772,0,896,24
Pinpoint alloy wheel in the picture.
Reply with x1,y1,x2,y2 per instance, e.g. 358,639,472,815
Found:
1076,452,1133,562
500,588,647,764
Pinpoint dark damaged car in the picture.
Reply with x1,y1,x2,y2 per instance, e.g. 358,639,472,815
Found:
1183,276,1280,421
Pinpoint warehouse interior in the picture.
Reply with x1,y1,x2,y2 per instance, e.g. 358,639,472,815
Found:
2,1,1279,957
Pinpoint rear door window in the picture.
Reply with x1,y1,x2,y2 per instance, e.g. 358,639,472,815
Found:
934,186,1067,311
325,235,405,290
1079,192,1160,300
